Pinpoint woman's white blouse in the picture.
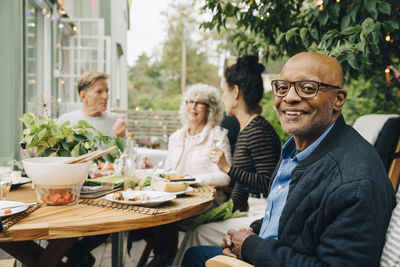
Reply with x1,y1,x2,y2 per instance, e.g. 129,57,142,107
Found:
164,124,231,186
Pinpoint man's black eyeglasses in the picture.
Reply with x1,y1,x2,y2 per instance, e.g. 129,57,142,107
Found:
271,80,342,98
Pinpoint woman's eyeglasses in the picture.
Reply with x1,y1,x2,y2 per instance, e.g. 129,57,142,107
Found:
185,100,209,107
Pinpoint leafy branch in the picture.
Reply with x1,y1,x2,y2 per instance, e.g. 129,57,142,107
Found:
19,113,124,162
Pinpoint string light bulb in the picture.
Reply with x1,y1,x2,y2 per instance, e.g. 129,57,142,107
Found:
315,0,323,10
72,26,79,33
385,66,391,87
385,32,391,42
42,8,47,14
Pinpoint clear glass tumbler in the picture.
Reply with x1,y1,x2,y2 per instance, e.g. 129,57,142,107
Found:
0,157,13,200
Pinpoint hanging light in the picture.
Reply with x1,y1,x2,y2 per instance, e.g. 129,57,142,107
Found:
315,0,323,10
72,26,79,33
42,9,47,14
385,32,391,42
385,66,391,87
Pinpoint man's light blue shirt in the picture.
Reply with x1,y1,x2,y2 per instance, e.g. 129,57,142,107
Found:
259,123,335,239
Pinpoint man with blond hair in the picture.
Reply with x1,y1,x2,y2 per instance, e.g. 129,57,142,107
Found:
58,71,126,137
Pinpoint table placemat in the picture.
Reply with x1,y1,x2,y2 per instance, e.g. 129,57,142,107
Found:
78,185,215,215
0,203,42,232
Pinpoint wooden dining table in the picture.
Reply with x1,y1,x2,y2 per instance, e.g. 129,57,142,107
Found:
0,183,214,267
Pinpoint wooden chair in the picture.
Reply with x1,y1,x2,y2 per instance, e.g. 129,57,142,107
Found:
206,255,252,267
0,259,16,267
353,114,400,190
388,136,400,191
207,114,400,267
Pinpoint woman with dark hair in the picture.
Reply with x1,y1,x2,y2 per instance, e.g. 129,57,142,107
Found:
173,55,282,265
210,54,281,211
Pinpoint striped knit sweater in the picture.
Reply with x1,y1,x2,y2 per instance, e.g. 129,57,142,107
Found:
228,115,281,211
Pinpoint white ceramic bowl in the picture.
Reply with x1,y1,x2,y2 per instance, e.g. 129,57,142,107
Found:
23,157,91,186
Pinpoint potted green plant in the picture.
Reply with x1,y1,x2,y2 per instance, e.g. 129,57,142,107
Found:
19,113,124,162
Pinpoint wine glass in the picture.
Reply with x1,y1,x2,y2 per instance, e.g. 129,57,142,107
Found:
209,127,228,166
0,157,13,200
212,126,228,149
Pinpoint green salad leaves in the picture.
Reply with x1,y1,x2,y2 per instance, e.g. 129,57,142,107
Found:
178,199,248,230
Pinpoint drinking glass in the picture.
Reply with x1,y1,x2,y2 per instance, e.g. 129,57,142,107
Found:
212,126,229,149
0,157,13,200
0,180,12,200
209,127,228,166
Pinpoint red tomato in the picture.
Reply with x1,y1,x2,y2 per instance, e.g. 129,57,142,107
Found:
104,164,114,171
97,162,105,169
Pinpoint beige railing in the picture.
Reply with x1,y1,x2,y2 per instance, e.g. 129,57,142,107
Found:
111,109,182,148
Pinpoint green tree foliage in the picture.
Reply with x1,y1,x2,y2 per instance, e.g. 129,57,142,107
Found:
201,0,400,118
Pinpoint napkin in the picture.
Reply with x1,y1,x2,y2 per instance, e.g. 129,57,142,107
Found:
83,173,124,188
178,199,248,231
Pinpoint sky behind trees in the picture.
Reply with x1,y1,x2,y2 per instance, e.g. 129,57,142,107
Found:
127,0,174,66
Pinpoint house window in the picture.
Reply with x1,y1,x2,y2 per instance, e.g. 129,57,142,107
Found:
24,0,56,116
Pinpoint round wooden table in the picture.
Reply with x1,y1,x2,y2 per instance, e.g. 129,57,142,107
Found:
0,183,214,267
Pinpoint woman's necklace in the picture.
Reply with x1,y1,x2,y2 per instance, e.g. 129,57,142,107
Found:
240,114,258,131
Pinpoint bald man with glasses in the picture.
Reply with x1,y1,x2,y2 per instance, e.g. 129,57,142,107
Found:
182,52,395,267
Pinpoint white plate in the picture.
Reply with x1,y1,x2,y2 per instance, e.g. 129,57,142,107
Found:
104,190,176,207
165,186,194,196
0,200,29,218
142,186,194,196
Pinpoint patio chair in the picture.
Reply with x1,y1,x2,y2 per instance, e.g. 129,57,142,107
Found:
206,114,400,267
353,114,400,190
0,259,16,267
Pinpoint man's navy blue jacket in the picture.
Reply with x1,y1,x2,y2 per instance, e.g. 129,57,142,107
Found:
242,115,396,266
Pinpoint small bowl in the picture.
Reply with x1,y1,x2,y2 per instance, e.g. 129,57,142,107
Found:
34,183,82,205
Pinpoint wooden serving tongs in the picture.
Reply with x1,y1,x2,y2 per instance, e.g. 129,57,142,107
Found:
64,146,119,164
